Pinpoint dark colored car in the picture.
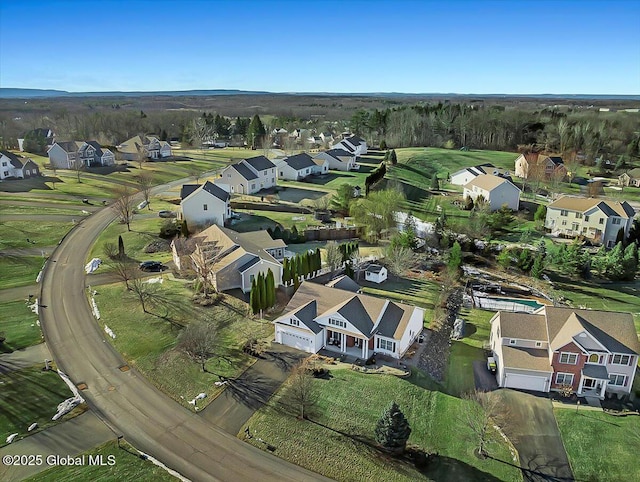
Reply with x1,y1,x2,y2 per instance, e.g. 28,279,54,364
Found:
139,261,165,272
158,210,176,218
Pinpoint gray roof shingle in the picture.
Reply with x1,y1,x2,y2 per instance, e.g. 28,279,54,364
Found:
231,162,259,180
244,155,275,172
282,153,315,171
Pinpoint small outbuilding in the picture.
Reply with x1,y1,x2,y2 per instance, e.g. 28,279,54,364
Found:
364,264,387,284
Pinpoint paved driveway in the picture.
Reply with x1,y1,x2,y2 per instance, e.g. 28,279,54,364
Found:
200,344,307,435
473,360,499,391
497,389,574,482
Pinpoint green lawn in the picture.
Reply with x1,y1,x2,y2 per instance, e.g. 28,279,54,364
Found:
0,256,44,290
0,300,42,352
445,309,495,396
95,282,271,408
27,440,177,482
242,368,521,482
0,365,77,446
554,409,640,482
0,221,74,250
0,204,86,216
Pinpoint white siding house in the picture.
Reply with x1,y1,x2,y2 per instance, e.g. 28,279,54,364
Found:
364,265,387,284
214,156,276,194
0,151,40,180
178,181,231,228
463,174,521,211
313,149,357,172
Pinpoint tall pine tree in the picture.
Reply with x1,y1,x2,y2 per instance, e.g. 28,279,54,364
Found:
375,402,411,454
250,278,260,314
265,269,276,308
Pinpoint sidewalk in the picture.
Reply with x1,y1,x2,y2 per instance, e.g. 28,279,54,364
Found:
0,411,115,481
0,343,51,374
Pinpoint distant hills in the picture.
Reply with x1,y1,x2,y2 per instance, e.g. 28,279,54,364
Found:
1,87,639,100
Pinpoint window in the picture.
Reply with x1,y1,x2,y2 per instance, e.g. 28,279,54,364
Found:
271,178,275,183
203,204,208,211
584,215,589,222
3,171,8,176
588,353,600,363
536,341,542,347
290,318,299,326
555,373,574,385
612,218,621,225
609,374,627,386
559,352,578,364
561,220,567,226
251,183,256,190
1,162,6,166
612,354,631,365
509,339,516,345
328,318,346,328
599,218,604,225
377,338,396,352
227,173,231,178
575,213,583,219
560,210,568,216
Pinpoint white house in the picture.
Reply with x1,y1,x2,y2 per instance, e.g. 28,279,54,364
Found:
214,156,276,195
463,174,521,211
48,141,115,169
364,264,388,284
117,135,172,160
489,306,640,399
171,225,285,293
450,164,511,186
332,136,368,157
273,282,424,358
313,149,357,172
178,181,231,228
275,153,328,180
0,151,40,180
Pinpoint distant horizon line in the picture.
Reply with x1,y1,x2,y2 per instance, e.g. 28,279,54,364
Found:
1,87,639,100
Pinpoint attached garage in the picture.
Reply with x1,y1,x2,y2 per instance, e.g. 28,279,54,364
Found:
276,327,316,353
503,371,550,392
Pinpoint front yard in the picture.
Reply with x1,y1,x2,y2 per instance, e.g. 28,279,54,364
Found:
241,368,521,482
0,300,42,352
554,408,640,481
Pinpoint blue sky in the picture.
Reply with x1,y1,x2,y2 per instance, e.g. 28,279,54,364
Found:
1,0,639,94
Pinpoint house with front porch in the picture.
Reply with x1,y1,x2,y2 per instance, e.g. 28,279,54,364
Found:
489,306,640,399
274,282,424,359
0,151,40,180
117,135,172,160
545,196,635,247
48,140,115,169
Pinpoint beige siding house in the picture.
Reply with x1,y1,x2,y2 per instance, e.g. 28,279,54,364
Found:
545,196,635,247
117,135,171,160
463,174,521,211
515,153,567,180
213,156,276,194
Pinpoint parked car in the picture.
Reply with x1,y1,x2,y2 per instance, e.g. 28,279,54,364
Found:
158,210,176,218
487,356,497,373
139,261,165,272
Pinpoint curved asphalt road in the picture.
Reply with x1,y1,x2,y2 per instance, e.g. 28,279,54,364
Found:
40,179,330,482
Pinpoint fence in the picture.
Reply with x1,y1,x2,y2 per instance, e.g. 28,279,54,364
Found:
473,296,539,313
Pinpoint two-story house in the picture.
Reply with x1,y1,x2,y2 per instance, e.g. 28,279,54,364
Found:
274,153,328,180
18,128,55,152
515,153,567,180
178,181,231,228
274,282,424,358
463,174,521,211
214,156,276,195
117,135,172,160
450,163,512,186
0,151,40,180
332,136,368,157
313,149,357,172
48,141,115,169
489,306,640,399
545,196,635,247
171,225,286,293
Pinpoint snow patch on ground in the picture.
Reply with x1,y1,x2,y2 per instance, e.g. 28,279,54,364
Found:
146,277,164,284
104,325,116,339
28,300,38,315
52,370,85,421
91,297,100,320
85,258,102,274
6,433,19,443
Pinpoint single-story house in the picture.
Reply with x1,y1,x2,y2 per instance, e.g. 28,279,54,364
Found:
364,264,388,284
545,196,635,247
273,282,424,358
0,151,40,180
48,141,115,169
117,135,171,160
490,306,640,399
214,156,276,195
275,153,327,181
171,225,285,293
313,149,357,172
178,181,231,228
463,174,521,211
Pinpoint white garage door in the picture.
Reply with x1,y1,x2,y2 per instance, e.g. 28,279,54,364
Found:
504,372,549,392
279,329,314,353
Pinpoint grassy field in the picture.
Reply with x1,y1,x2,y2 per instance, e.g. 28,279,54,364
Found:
0,221,74,250
554,409,640,482
0,256,43,290
0,204,87,216
28,440,177,482
445,309,495,396
0,300,42,352
0,365,76,446
242,368,520,482
95,282,271,407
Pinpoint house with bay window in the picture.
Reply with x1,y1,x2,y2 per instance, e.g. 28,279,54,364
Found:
273,282,424,359
490,306,640,399
545,196,635,247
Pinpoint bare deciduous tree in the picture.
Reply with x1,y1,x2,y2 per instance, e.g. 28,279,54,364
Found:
284,362,318,420
109,257,138,291
136,171,154,209
190,241,227,298
384,245,414,276
324,241,343,272
129,277,157,314
178,321,218,372
72,158,85,183
112,186,135,231
461,390,509,458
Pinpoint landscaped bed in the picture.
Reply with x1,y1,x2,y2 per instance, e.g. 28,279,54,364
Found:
241,368,521,482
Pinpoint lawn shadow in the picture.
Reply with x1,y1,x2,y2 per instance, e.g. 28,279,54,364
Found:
0,176,54,193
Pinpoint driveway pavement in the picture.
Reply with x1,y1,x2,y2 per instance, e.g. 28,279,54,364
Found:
200,344,307,435
0,411,114,481
497,389,574,482
473,360,498,391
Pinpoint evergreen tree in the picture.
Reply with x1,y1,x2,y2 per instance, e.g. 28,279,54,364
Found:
314,248,322,273
380,140,387,150
345,261,354,279
291,225,300,243
118,235,125,259
430,173,439,190
265,269,276,308
374,402,411,453
534,205,547,224
531,253,545,279
181,220,189,237
247,114,266,147
448,241,463,273
301,252,310,279
250,278,260,314
257,272,266,312
389,150,397,165
282,258,291,286
496,249,512,270
604,242,625,281
622,243,638,281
